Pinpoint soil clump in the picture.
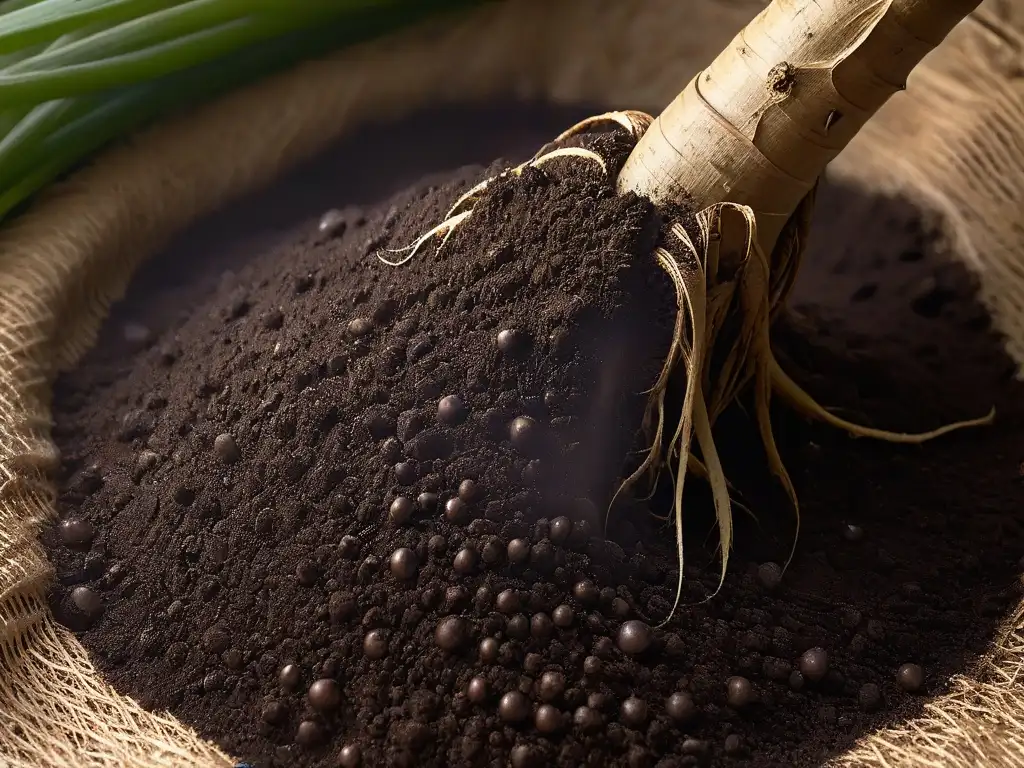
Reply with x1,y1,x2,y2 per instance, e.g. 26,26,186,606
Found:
45,106,1024,768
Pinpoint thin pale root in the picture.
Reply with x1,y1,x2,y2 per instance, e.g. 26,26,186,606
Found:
377,211,471,266
386,147,609,265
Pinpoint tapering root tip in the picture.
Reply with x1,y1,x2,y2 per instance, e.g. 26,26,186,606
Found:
769,355,995,442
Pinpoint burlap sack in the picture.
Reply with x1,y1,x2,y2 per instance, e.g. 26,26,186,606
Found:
1,1,1021,766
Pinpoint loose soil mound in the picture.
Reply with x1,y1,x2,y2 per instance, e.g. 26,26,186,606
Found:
45,106,1024,768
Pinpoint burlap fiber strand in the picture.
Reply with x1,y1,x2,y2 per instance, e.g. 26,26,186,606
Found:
0,0,1021,766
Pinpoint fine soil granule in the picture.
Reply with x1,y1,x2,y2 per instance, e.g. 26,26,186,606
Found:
45,106,1024,767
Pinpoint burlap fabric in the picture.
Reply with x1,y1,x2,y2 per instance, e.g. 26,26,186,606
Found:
1,1,1021,766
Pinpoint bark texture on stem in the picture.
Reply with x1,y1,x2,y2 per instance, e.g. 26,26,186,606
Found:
617,0,981,254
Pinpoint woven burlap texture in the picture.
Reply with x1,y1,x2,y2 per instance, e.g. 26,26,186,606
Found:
1,1,1021,766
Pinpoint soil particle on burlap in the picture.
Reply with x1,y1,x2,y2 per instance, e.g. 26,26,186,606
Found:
45,107,1024,767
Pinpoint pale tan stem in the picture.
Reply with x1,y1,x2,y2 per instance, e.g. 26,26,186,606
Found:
617,0,981,254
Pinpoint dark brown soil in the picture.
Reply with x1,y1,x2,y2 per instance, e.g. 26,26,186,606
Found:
45,104,1024,768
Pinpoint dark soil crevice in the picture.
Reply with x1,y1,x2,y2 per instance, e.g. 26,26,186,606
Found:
44,105,1024,768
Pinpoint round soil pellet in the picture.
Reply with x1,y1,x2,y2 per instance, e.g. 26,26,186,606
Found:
308,678,341,712
726,676,755,708
70,586,103,618
508,416,538,451
59,518,95,549
617,620,652,655
295,720,323,747
620,696,648,727
394,462,417,485
549,516,572,544
478,637,499,664
507,538,530,564
510,744,541,768
435,616,468,653
337,744,361,767
347,318,372,338
363,630,388,660
467,676,488,703
498,691,531,723
535,704,562,734
437,394,467,424
799,647,829,683
279,664,302,691
573,580,599,604
496,328,527,354
666,692,697,723
552,604,574,628
897,663,925,692
444,497,469,524
213,433,240,464
389,496,414,525
389,547,419,580
452,547,478,575
496,589,520,614
317,208,346,237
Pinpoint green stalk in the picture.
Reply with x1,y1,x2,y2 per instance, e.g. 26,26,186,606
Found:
0,2,394,104
0,29,104,162
0,18,296,103
3,0,283,67
0,0,485,220
0,39,41,67
0,97,85,168
0,0,180,53
0,0,47,15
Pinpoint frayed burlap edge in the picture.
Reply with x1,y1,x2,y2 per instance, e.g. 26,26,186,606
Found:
1,0,1021,765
